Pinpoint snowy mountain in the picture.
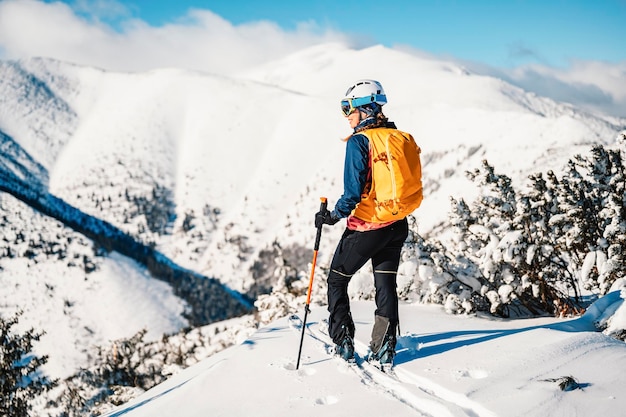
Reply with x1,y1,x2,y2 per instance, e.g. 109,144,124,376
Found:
4,44,622,284
0,43,625,415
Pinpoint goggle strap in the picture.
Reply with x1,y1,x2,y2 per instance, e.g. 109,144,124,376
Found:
349,94,386,107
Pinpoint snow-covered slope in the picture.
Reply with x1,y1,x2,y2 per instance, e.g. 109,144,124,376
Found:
0,192,188,378
102,292,626,417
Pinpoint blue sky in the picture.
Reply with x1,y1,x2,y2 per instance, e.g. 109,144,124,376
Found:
87,0,625,69
0,0,624,117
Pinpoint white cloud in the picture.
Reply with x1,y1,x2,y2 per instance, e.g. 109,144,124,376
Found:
397,44,626,119
0,0,624,119
0,0,351,74
503,60,626,119
71,0,131,22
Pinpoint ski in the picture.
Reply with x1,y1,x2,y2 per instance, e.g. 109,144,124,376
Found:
289,314,400,381
290,314,356,364
363,351,397,376
318,317,398,376
289,313,491,416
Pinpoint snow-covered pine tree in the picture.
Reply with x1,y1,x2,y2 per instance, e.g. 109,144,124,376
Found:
252,241,320,325
554,145,626,293
444,144,626,318
53,329,167,416
400,215,484,314
0,311,56,417
515,170,583,315
49,319,256,417
447,160,583,317
446,160,537,317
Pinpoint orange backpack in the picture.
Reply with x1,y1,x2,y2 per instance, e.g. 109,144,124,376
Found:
352,128,423,223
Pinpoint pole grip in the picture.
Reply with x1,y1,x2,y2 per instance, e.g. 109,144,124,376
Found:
314,197,327,251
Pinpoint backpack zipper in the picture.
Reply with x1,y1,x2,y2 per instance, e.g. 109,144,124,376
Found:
384,135,398,212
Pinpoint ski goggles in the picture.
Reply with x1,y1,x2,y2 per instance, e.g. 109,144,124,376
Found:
340,94,386,116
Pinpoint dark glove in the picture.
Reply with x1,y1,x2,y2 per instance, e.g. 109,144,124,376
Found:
315,209,340,228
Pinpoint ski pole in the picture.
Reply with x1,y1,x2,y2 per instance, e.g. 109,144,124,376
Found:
296,196,327,370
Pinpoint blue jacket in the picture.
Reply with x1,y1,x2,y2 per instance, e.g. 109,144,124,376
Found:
332,118,397,219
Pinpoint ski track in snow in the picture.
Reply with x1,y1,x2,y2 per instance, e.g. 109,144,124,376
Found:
289,314,495,417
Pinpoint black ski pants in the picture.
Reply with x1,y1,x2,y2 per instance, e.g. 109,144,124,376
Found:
327,218,408,345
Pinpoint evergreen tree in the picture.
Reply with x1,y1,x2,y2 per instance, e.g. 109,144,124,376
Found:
555,145,626,293
0,311,56,417
441,144,626,317
446,160,530,316
447,160,583,317
401,215,485,314
514,170,582,315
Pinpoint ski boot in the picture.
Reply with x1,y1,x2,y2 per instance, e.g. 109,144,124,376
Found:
335,334,355,362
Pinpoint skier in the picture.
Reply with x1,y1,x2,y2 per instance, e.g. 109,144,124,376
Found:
315,79,422,366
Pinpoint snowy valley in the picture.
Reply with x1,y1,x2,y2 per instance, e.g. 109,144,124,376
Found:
1,43,625,416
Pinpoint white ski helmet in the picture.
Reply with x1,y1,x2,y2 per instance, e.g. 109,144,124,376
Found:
341,79,387,116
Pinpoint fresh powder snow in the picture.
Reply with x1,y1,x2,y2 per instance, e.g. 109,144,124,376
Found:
102,292,626,417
